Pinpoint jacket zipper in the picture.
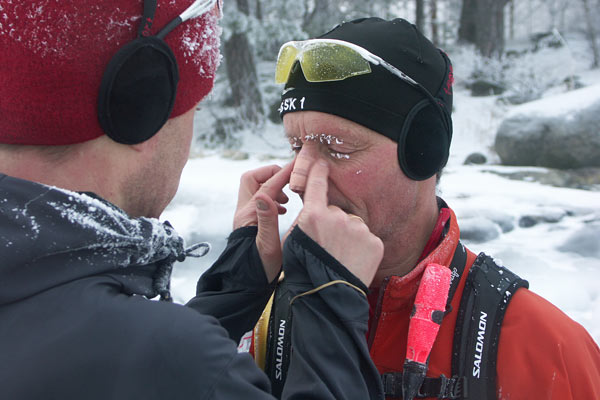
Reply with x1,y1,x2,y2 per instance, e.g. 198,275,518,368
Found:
367,276,391,349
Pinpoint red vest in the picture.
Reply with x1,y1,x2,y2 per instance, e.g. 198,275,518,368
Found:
367,208,600,399
251,207,600,399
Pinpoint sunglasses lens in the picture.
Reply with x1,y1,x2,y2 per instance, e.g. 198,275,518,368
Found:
301,43,371,82
275,45,300,84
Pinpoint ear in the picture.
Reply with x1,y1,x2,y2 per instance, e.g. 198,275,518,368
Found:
397,99,450,181
98,37,179,145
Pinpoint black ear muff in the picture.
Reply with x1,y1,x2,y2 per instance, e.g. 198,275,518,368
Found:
98,36,179,144
397,99,450,181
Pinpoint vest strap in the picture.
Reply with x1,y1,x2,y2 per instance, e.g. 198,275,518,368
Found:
451,253,529,399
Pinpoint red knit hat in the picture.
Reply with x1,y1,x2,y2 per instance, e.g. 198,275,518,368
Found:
0,1,221,145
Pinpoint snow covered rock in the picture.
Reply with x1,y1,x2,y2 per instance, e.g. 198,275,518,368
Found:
485,210,516,233
518,207,568,228
463,152,487,165
494,84,600,169
484,167,600,190
470,79,506,97
459,217,502,243
558,221,600,258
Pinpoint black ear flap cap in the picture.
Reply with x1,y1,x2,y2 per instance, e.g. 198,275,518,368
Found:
98,36,179,145
397,100,450,181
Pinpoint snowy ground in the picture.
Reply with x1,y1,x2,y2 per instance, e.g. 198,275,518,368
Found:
164,71,600,345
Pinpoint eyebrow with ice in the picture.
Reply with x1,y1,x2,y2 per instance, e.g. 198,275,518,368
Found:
289,134,352,160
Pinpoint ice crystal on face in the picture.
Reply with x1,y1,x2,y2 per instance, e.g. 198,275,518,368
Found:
293,134,350,159
330,152,350,160
289,136,302,150
302,133,345,145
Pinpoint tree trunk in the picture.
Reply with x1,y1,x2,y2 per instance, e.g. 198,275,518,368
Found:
430,0,439,45
224,0,263,123
509,0,514,40
256,0,263,21
302,0,340,38
458,0,509,58
581,0,600,68
416,0,425,32
237,0,250,14
458,0,477,45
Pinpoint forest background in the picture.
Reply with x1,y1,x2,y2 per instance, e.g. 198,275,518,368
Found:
195,0,600,146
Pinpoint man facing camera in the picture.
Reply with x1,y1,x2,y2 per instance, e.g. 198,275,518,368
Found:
251,17,600,400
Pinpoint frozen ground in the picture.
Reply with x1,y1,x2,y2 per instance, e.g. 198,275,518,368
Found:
164,68,600,345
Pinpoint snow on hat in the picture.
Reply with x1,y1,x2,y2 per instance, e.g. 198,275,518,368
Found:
0,1,221,145
279,17,453,145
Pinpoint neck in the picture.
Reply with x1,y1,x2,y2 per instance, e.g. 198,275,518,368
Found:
371,195,439,288
0,140,128,214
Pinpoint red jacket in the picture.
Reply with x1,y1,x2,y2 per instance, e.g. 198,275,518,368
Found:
367,207,600,399
251,206,600,399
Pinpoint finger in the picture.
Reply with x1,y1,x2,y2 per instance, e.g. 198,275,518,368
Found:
302,160,329,211
276,191,289,205
234,163,293,230
347,214,365,225
237,164,283,205
289,150,313,193
255,193,283,282
276,203,287,215
251,164,285,185
258,162,293,200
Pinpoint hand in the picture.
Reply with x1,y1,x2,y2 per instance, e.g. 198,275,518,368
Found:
294,160,384,286
233,163,293,282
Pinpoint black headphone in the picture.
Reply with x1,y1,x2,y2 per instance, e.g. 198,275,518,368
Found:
97,0,218,145
396,51,453,181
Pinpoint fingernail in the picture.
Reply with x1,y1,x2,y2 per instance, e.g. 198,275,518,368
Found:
256,199,268,211
318,160,328,167
290,185,303,193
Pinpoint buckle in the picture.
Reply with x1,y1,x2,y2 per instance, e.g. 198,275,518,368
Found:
381,373,402,398
439,375,467,399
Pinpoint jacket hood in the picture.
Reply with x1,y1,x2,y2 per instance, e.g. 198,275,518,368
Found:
0,174,207,305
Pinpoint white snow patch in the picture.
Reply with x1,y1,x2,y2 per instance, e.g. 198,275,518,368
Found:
506,84,600,119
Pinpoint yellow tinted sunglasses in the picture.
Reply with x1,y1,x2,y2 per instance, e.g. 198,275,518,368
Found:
275,39,419,87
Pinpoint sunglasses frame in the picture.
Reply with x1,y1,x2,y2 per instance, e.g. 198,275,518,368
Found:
277,39,420,87
276,38,450,133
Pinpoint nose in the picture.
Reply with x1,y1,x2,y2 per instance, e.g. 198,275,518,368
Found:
289,142,319,195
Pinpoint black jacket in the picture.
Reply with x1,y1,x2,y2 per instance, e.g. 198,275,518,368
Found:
0,173,383,399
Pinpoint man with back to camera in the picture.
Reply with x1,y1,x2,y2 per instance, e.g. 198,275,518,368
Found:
0,1,387,399
249,17,600,400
